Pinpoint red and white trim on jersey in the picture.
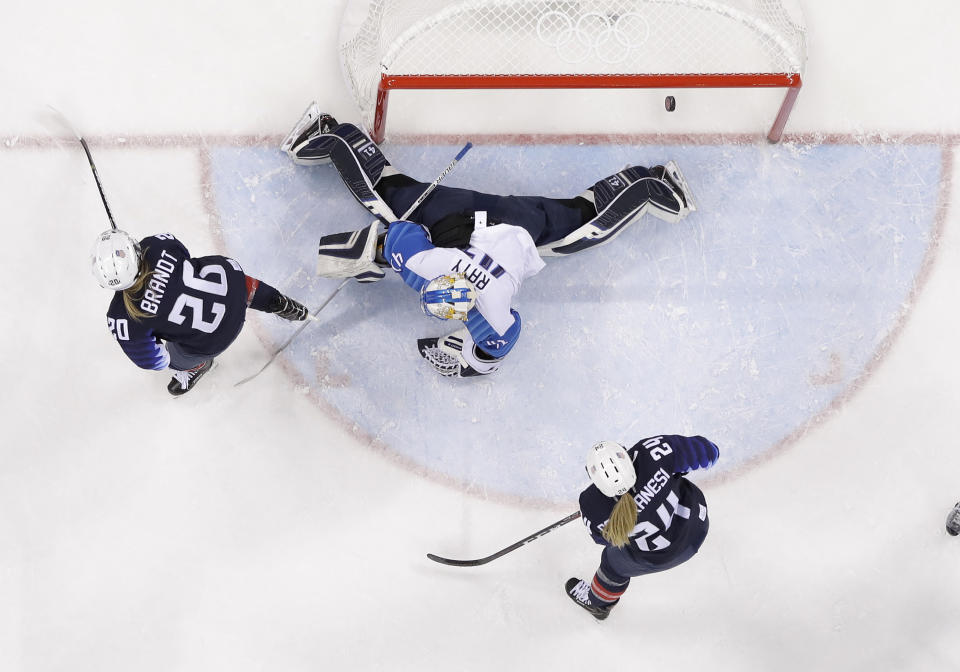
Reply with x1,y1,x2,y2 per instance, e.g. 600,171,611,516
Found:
244,276,260,306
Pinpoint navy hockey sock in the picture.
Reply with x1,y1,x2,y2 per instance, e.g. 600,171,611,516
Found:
590,568,629,606
565,577,618,621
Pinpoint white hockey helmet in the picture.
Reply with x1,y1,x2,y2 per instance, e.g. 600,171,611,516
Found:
90,229,142,290
586,441,637,498
420,273,477,321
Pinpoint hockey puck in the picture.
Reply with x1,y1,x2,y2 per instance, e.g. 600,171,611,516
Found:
665,96,676,112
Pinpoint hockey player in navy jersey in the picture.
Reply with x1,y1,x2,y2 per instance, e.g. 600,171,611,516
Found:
567,435,719,620
91,229,309,396
279,102,697,378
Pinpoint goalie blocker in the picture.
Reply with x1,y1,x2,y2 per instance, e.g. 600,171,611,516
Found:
316,221,387,283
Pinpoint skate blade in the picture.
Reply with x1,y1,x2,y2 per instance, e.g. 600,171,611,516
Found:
664,160,697,213
280,101,321,153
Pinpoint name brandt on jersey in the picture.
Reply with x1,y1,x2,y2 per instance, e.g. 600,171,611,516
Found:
139,249,178,315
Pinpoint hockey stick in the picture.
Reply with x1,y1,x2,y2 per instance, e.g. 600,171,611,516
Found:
235,143,474,387
234,278,350,387
364,141,473,227
398,142,472,221
427,511,580,567
47,106,117,229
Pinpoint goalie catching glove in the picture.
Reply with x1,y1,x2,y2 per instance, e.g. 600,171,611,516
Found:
316,220,386,283
417,328,504,378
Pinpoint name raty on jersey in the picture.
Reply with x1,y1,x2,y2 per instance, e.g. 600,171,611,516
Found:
579,435,719,557
383,221,544,354
105,234,250,369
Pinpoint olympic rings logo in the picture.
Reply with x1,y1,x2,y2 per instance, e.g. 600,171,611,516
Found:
535,11,651,64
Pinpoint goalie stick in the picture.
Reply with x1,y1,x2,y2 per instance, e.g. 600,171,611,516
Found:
427,511,580,567
235,142,474,386
396,142,472,221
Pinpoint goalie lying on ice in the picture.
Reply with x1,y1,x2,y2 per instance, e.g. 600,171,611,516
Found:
311,216,543,378
280,102,697,378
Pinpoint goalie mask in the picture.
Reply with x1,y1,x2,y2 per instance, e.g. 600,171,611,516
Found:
90,229,143,290
586,441,637,498
420,273,477,321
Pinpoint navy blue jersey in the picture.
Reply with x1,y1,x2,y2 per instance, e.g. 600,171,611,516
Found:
579,435,719,559
105,234,253,369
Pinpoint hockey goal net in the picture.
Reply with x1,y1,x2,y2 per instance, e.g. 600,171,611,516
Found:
339,0,807,143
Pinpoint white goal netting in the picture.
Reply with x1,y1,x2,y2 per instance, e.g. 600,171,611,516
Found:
339,0,807,139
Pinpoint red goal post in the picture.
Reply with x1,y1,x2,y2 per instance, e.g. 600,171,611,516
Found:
339,0,807,143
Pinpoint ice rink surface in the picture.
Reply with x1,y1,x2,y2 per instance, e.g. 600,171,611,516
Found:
2,1,959,671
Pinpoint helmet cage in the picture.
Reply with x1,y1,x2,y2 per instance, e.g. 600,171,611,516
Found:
420,273,477,321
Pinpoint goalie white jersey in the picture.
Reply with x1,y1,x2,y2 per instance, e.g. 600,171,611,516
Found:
383,219,545,355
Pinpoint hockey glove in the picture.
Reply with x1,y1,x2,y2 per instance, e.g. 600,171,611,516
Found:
269,294,308,321
417,328,503,378
316,221,386,283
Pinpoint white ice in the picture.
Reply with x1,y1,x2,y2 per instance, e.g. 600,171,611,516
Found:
2,1,959,671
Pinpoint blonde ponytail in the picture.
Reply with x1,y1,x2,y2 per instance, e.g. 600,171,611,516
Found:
601,494,638,548
121,255,154,321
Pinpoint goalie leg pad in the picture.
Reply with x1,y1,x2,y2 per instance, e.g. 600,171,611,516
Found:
316,221,385,283
292,123,397,222
417,328,503,378
537,165,693,257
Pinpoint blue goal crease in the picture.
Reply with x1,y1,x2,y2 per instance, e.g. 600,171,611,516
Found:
208,142,942,503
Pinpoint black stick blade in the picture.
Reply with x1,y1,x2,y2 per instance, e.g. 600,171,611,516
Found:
426,511,580,568
425,553,493,567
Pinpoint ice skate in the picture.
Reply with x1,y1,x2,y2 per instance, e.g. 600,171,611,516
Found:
653,161,697,213
564,578,616,621
167,359,215,397
281,102,338,155
947,502,960,536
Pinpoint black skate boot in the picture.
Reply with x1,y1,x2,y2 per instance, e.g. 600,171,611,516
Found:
167,359,214,397
318,114,338,135
947,502,960,536
565,578,616,621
